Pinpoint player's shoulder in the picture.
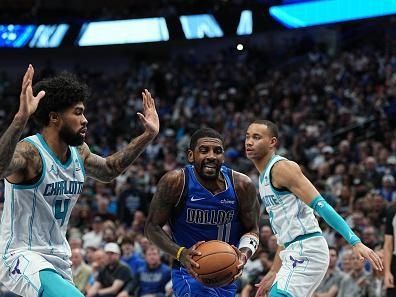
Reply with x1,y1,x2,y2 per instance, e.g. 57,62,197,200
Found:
158,169,185,193
18,140,41,166
231,170,253,184
272,159,300,173
231,170,255,191
161,168,185,182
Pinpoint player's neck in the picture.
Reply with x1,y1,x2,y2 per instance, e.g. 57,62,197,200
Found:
40,129,70,163
193,168,226,195
254,152,275,174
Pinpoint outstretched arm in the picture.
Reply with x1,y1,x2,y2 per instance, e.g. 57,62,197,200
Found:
0,65,45,180
78,89,159,182
272,160,383,271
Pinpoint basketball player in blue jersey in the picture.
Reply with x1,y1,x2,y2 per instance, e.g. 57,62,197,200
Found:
0,65,159,297
244,120,383,297
145,128,260,297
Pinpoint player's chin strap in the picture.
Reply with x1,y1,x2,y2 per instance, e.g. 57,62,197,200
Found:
238,232,259,257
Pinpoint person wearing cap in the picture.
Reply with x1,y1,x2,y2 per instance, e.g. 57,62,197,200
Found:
86,243,132,297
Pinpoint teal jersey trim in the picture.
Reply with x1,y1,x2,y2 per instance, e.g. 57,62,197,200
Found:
28,188,38,250
269,282,294,297
259,154,277,184
36,133,72,169
284,231,322,248
13,139,47,190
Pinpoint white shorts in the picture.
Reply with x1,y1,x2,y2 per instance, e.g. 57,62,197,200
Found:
272,236,329,297
0,250,73,297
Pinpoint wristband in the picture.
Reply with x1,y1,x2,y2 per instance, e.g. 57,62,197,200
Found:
238,232,259,256
176,246,185,261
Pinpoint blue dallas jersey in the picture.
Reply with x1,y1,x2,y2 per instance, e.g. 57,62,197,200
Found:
169,165,244,248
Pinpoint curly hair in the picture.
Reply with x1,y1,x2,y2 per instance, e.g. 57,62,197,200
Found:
32,72,89,127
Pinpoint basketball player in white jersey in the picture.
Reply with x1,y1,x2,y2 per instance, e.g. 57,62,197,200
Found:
0,65,159,297
244,120,383,297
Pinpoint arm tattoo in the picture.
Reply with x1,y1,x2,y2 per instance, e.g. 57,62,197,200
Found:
78,132,155,182
0,115,29,179
145,170,185,257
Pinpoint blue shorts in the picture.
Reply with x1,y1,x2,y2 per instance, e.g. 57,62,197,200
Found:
172,267,237,297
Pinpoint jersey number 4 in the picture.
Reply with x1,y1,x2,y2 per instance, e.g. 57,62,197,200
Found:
54,199,70,227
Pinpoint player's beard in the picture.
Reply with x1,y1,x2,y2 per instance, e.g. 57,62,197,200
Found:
59,123,85,146
196,161,221,180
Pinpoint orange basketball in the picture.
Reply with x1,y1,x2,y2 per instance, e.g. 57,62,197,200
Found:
191,240,239,288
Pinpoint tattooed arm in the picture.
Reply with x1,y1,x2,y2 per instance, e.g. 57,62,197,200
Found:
77,89,159,182
0,65,45,180
145,170,184,258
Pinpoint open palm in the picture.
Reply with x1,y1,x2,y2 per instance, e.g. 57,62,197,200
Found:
19,64,45,117
137,89,159,136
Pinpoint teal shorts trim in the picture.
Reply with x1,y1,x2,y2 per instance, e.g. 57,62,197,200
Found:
269,282,294,297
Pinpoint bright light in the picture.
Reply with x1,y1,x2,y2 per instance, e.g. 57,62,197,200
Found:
270,0,396,28
237,43,244,51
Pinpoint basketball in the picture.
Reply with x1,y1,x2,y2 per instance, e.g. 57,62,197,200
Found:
191,240,239,288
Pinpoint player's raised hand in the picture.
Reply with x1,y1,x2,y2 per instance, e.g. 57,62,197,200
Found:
231,245,247,281
179,241,205,278
137,89,159,137
18,64,45,118
255,270,276,297
352,242,383,271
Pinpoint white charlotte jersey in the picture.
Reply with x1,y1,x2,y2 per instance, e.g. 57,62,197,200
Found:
0,133,85,259
259,155,321,246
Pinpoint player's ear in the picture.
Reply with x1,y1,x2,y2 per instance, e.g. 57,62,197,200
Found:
49,112,59,124
270,137,277,148
187,149,194,163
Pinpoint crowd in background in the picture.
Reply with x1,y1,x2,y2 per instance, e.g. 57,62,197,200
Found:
0,39,395,296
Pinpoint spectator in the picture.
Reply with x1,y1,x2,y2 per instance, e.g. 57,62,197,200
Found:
378,175,396,202
240,250,274,297
337,253,370,297
258,225,273,253
118,245,171,297
83,216,104,249
117,179,148,226
87,243,132,297
120,236,145,275
366,249,386,297
71,248,93,294
314,246,344,297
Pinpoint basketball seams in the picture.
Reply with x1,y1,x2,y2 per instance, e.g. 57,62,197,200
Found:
197,254,237,276
191,240,239,287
